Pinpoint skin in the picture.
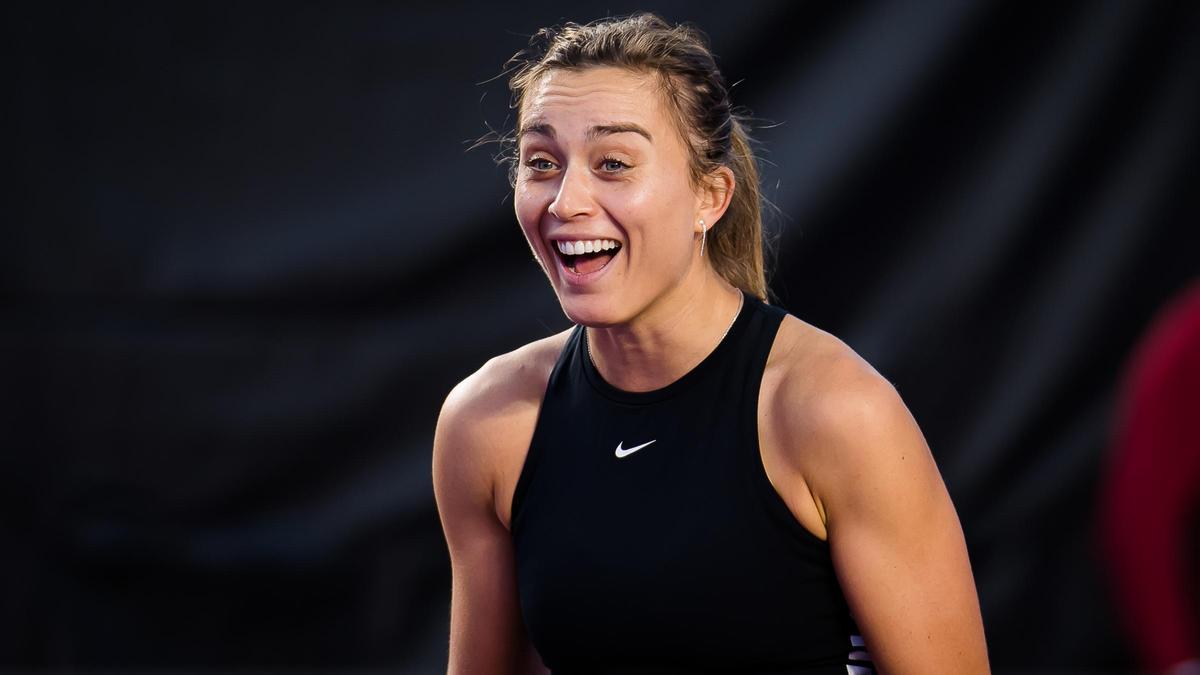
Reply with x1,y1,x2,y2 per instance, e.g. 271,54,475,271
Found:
514,66,741,390
433,66,991,674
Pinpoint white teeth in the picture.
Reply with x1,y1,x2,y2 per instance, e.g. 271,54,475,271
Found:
556,239,621,255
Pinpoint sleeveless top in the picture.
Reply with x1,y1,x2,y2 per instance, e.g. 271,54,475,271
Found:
510,290,875,674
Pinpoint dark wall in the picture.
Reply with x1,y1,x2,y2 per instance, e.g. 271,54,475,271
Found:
7,1,1199,672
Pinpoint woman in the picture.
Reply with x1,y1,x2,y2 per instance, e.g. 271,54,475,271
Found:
433,13,990,675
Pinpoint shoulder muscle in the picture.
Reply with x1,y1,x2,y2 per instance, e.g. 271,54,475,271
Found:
773,333,989,673
433,331,570,528
432,333,566,675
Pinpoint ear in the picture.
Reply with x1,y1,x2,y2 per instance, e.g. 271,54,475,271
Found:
695,165,736,234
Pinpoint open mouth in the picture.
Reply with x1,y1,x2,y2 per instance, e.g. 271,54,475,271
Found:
555,241,622,275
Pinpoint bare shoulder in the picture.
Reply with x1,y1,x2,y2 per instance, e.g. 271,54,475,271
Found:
440,328,571,432
434,328,574,529
433,330,569,674
761,313,988,671
764,314,925,517
766,317,988,673
766,313,897,429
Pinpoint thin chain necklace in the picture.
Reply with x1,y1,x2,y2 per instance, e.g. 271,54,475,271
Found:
586,291,745,370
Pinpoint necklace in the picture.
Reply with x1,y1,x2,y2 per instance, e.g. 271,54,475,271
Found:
586,291,745,370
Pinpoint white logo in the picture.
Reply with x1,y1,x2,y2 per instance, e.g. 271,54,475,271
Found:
614,439,656,458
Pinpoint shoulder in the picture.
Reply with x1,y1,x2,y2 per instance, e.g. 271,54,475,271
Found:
765,320,987,672
443,329,571,421
766,313,899,427
765,314,927,517
437,327,573,455
433,328,574,511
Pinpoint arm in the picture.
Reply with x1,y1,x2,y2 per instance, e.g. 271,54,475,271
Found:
432,370,549,675
789,360,989,674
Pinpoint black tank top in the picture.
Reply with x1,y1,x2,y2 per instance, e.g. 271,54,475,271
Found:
510,290,875,674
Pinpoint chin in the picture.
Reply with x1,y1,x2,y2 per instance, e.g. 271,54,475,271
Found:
555,291,624,327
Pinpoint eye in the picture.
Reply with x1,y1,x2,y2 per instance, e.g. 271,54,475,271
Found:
525,156,557,172
599,156,629,172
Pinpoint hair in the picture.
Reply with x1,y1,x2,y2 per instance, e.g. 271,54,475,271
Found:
502,12,774,303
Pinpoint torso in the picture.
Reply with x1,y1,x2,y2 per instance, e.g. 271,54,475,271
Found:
488,312,843,543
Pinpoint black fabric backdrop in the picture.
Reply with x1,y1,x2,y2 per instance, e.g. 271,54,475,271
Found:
6,2,1199,673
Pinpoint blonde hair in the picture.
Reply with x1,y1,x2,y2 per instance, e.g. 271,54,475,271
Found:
504,12,774,302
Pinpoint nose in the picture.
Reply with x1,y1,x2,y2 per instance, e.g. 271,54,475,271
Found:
547,164,595,221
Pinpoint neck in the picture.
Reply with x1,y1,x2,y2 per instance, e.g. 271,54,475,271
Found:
586,270,744,393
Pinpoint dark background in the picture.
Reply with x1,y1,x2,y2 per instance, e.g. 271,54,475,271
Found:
6,1,1199,673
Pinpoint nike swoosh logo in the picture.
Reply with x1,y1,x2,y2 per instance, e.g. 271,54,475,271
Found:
615,439,656,458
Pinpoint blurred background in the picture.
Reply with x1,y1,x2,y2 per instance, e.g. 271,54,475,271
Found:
6,1,1199,673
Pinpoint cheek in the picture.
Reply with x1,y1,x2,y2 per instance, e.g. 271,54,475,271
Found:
513,182,546,240
609,181,694,248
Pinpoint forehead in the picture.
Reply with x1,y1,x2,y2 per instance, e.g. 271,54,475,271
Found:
519,66,673,138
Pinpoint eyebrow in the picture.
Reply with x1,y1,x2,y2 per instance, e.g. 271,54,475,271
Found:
516,122,653,144
588,123,653,143
517,122,555,141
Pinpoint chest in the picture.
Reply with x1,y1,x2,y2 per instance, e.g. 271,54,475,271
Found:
506,355,850,670
494,356,824,542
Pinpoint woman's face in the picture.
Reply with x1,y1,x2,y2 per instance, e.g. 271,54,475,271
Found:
514,66,705,327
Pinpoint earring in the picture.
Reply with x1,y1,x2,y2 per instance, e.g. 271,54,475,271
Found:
699,219,707,258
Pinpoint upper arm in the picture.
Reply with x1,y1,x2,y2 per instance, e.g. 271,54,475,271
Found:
432,365,548,675
788,358,990,675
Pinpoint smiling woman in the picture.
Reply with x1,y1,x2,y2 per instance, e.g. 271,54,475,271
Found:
514,65,710,315
433,12,990,675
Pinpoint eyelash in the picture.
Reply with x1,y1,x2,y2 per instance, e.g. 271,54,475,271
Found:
524,155,630,173
598,156,629,172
